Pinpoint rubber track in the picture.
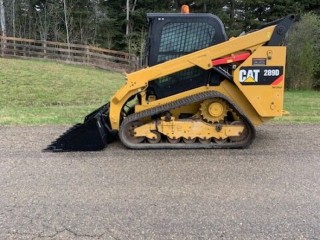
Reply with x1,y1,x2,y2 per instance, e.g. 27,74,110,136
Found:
119,91,256,149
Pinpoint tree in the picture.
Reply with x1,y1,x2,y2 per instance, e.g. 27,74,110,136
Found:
12,0,15,37
0,0,319,63
63,0,70,56
286,13,320,89
0,0,6,37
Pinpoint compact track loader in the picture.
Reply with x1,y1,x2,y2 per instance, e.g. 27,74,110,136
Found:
46,13,296,151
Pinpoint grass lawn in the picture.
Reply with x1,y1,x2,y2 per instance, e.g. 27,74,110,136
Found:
275,91,320,123
0,57,319,125
0,58,125,124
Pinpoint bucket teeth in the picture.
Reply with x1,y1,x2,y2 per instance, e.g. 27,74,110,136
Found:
44,103,116,152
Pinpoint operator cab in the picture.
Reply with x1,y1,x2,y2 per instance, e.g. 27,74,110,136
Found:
146,13,228,99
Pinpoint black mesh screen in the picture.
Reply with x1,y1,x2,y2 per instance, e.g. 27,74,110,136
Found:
157,22,215,63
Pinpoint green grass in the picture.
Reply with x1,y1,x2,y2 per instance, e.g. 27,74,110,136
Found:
0,57,125,125
0,58,319,125
274,90,320,123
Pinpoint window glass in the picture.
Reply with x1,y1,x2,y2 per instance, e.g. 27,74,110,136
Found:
158,22,216,62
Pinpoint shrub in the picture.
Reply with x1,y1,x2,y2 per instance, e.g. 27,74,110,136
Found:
286,13,320,90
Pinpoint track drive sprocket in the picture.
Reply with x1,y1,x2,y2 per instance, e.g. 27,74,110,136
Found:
200,98,229,123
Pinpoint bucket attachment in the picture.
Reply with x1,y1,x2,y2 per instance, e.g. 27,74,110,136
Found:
44,103,117,152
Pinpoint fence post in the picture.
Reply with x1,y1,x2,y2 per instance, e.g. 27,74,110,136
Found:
13,37,16,56
136,56,140,70
43,40,47,59
23,42,26,57
0,35,6,57
0,36,3,57
86,45,90,64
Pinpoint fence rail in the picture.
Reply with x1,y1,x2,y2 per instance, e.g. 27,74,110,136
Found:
0,36,139,72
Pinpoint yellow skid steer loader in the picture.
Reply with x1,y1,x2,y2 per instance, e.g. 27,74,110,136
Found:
45,13,296,151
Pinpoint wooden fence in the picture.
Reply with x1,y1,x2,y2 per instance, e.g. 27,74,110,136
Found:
0,36,139,72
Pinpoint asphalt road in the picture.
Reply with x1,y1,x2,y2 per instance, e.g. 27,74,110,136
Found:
0,124,320,240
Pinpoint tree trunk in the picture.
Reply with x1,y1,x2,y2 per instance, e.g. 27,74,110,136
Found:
12,0,16,37
132,0,138,12
0,0,6,37
203,0,207,12
63,0,71,59
0,0,6,56
12,0,16,55
93,0,99,44
230,0,235,26
126,0,129,35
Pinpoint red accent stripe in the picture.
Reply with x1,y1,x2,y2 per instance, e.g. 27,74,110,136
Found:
212,52,251,66
271,75,284,86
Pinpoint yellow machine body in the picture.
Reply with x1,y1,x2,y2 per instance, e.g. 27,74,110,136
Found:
46,14,295,151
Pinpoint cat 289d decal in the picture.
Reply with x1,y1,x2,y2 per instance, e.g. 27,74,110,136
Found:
239,66,284,85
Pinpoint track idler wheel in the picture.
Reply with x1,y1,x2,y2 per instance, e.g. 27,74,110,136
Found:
229,121,247,142
147,131,161,144
124,121,145,143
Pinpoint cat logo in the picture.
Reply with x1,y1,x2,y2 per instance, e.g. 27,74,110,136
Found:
239,69,260,83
